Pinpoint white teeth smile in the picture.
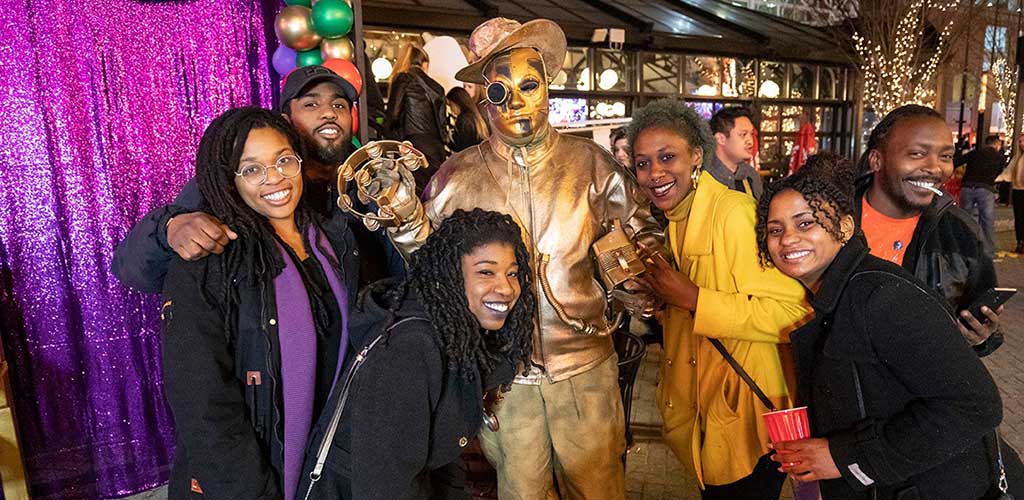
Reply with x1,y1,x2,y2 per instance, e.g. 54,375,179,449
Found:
907,180,942,194
784,250,810,260
262,189,290,201
484,302,510,313
651,181,676,197
318,126,339,138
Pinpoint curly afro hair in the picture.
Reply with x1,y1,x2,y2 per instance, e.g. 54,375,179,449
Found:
755,151,857,267
400,209,536,380
625,98,715,168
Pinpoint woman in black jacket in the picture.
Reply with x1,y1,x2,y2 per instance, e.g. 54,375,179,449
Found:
755,153,1020,499
161,107,358,500
446,86,488,152
297,209,535,500
385,44,448,193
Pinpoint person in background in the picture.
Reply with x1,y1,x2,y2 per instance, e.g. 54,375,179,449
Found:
759,152,1021,500
856,105,1003,356
1007,133,1024,253
385,44,448,194
447,86,489,153
297,209,536,500
162,107,358,500
956,134,1005,255
111,65,405,294
629,98,808,499
787,108,817,176
611,126,631,168
709,106,763,199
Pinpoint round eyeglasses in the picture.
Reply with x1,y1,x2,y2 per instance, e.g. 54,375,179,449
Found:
235,154,303,186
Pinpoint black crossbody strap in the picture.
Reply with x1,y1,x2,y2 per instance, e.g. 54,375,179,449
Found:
708,338,778,412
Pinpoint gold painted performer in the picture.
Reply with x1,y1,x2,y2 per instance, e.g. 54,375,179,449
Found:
361,17,662,500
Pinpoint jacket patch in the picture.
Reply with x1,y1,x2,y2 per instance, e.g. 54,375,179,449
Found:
247,371,262,386
848,463,875,486
161,300,172,321
190,478,203,493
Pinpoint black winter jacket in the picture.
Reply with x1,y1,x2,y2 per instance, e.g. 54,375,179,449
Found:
791,235,1013,500
160,219,359,500
854,181,1003,355
296,282,514,500
385,68,448,175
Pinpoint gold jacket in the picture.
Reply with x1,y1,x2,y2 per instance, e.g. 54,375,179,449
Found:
389,127,662,381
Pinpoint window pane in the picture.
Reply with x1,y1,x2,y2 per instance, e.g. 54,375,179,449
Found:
761,104,780,133
819,67,838,100
759,61,785,99
782,105,803,132
594,50,631,92
723,57,756,97
642,53,679,94
760,135,780,163
686,101,724,121
552,48,589,91
589,98,629,119
685,56,722,96
789,64,815,99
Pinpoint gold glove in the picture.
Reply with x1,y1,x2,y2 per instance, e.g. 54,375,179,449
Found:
337,140,426,231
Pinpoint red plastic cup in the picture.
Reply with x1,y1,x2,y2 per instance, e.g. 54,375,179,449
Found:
763,406,811,443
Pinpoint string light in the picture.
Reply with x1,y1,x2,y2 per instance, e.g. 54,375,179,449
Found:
992,57,1016,137
852,0,960,116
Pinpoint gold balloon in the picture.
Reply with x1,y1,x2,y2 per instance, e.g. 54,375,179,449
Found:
275,6,322,51
321,37,354,61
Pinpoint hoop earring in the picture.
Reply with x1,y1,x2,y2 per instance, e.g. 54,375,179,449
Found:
691,167,701,189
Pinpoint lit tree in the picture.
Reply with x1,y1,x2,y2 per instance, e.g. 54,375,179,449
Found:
811,0,981,116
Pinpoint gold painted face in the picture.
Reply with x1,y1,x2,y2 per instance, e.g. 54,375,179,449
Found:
483,48,549,146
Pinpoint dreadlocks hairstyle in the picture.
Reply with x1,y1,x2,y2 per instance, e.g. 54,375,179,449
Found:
855,104,944,176
193,106,313,291
401,209,536,381
756,152,856,267
626,98,714,168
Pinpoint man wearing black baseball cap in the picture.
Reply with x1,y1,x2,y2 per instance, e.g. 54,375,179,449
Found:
111,65,404,293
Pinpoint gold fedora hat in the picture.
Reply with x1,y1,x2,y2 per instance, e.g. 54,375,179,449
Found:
455,18,567,85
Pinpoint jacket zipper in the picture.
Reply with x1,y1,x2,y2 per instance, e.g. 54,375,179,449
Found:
519,148,547,373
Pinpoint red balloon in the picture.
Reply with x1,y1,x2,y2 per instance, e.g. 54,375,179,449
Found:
322,58,362,94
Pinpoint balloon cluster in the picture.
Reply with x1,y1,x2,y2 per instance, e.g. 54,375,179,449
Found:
272,0,364,132
272,0,357,76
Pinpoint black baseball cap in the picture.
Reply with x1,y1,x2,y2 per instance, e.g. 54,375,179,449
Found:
279,65,359,113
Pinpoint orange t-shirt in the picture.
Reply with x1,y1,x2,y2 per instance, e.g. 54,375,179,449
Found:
861,197,920,266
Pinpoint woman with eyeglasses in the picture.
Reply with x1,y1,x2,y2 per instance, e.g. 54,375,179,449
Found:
160,107,359,500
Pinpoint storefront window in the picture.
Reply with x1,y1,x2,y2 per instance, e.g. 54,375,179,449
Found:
642,52,679,94
761,104,780,133
758,61,785,99
552,48,589,90
589,98,629,119
819,67,839,100
685,56,721,96
722,57,755,97
594,50,631,92
789,64,816,99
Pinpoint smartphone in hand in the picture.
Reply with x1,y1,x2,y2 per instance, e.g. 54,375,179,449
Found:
960,287,1016,326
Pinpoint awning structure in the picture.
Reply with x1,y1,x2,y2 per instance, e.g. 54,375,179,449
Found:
363,0,849,64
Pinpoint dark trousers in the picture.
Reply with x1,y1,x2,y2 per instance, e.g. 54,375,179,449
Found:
1013,189,1024,243
700,453,786,500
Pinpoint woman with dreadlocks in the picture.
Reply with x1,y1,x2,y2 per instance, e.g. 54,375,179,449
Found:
160,107,358,500
758,152,1019,499
296,208,535,500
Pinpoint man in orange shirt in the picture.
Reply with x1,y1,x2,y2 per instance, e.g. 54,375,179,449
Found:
856,105,1003,355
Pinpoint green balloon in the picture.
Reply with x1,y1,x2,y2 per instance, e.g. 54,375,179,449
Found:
311,0,353,39
284,0,311,6
296,48,323,67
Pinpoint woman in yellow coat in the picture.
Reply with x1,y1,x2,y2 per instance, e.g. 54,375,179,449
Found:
630,99,810,499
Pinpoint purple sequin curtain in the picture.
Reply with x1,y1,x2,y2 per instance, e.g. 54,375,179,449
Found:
0,0,276,497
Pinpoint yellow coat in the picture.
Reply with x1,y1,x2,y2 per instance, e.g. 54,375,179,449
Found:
656,172,810,487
